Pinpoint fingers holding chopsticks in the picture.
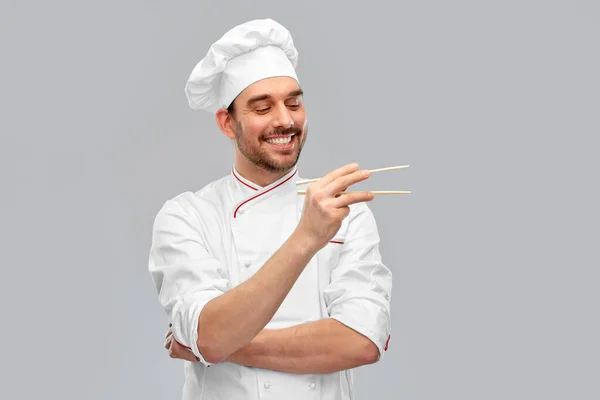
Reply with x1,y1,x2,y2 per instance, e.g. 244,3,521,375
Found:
330,190,375,208
296,164,409,186
297,163,411,196
323,168,371,198
296,163,375,250
309,163,360,189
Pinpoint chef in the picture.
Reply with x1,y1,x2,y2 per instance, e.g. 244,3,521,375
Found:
148,18,393,400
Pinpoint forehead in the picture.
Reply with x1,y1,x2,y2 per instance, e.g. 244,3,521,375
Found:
236,76,301,104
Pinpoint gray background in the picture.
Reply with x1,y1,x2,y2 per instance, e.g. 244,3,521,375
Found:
1,0,598,399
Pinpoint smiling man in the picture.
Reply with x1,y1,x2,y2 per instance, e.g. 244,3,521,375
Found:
148,18,392,400
221,77,307,186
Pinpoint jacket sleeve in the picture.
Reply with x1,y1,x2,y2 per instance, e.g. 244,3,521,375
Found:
148,198,229,366
323,203,393,360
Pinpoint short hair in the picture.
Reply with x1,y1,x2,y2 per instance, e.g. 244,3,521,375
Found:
227,101,236,117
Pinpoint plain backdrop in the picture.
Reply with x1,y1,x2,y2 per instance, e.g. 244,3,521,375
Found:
1,1,599,399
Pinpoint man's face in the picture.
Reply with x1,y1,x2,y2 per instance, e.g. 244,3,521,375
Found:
229,76,308,174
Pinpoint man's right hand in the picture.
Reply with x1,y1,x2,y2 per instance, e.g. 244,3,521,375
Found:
296,163,373,251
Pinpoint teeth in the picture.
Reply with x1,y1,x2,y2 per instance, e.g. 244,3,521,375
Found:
266,135,293,145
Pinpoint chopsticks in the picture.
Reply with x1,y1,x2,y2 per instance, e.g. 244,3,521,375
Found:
296,165,411,195
296,165,410,185
297,190,411,195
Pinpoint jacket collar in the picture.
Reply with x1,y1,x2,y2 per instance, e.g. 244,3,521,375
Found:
231,166,298,218
231,167,261,193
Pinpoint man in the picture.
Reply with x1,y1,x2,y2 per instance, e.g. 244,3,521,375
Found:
148,18,392,399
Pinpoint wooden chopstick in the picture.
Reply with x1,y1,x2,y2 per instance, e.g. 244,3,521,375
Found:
297,190,411,195
296,165,409,185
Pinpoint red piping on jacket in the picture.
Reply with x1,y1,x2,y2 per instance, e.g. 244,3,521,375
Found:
329,240,344,244
233,171,298,218
232,169,259,191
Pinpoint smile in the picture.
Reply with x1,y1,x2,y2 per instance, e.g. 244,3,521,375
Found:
265,134,295,145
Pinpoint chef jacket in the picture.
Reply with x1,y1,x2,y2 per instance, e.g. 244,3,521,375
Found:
148,166,392,400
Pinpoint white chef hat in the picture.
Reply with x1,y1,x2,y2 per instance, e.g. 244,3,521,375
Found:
184,18,299,113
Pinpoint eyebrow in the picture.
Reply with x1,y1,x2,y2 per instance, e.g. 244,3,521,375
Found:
246,89,304,106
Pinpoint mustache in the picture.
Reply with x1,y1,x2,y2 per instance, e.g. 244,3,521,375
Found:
262,126,302,138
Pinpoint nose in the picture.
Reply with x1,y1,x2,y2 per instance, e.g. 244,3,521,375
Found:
271,102,293,129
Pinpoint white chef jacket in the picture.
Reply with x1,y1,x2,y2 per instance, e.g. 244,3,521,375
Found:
148,166,392,400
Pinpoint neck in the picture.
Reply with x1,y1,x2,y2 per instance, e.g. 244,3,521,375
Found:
234,155,294,187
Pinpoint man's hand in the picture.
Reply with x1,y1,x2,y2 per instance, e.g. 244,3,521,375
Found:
164,325,200,362
296,163,373,251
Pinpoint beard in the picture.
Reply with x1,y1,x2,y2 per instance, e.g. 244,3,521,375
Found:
233,120,307,173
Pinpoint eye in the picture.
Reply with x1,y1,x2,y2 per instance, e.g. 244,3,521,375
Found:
255,107,271,114
287,96,303,109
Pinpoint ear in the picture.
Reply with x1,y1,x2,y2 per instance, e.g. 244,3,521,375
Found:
216,108,236,140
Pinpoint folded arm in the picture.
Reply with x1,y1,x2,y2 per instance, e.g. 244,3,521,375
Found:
224,318,378,374
164,202,392,372
223,203,392,374
153,186,391,369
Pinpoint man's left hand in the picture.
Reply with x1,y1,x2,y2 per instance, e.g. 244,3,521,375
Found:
165,326,200,362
